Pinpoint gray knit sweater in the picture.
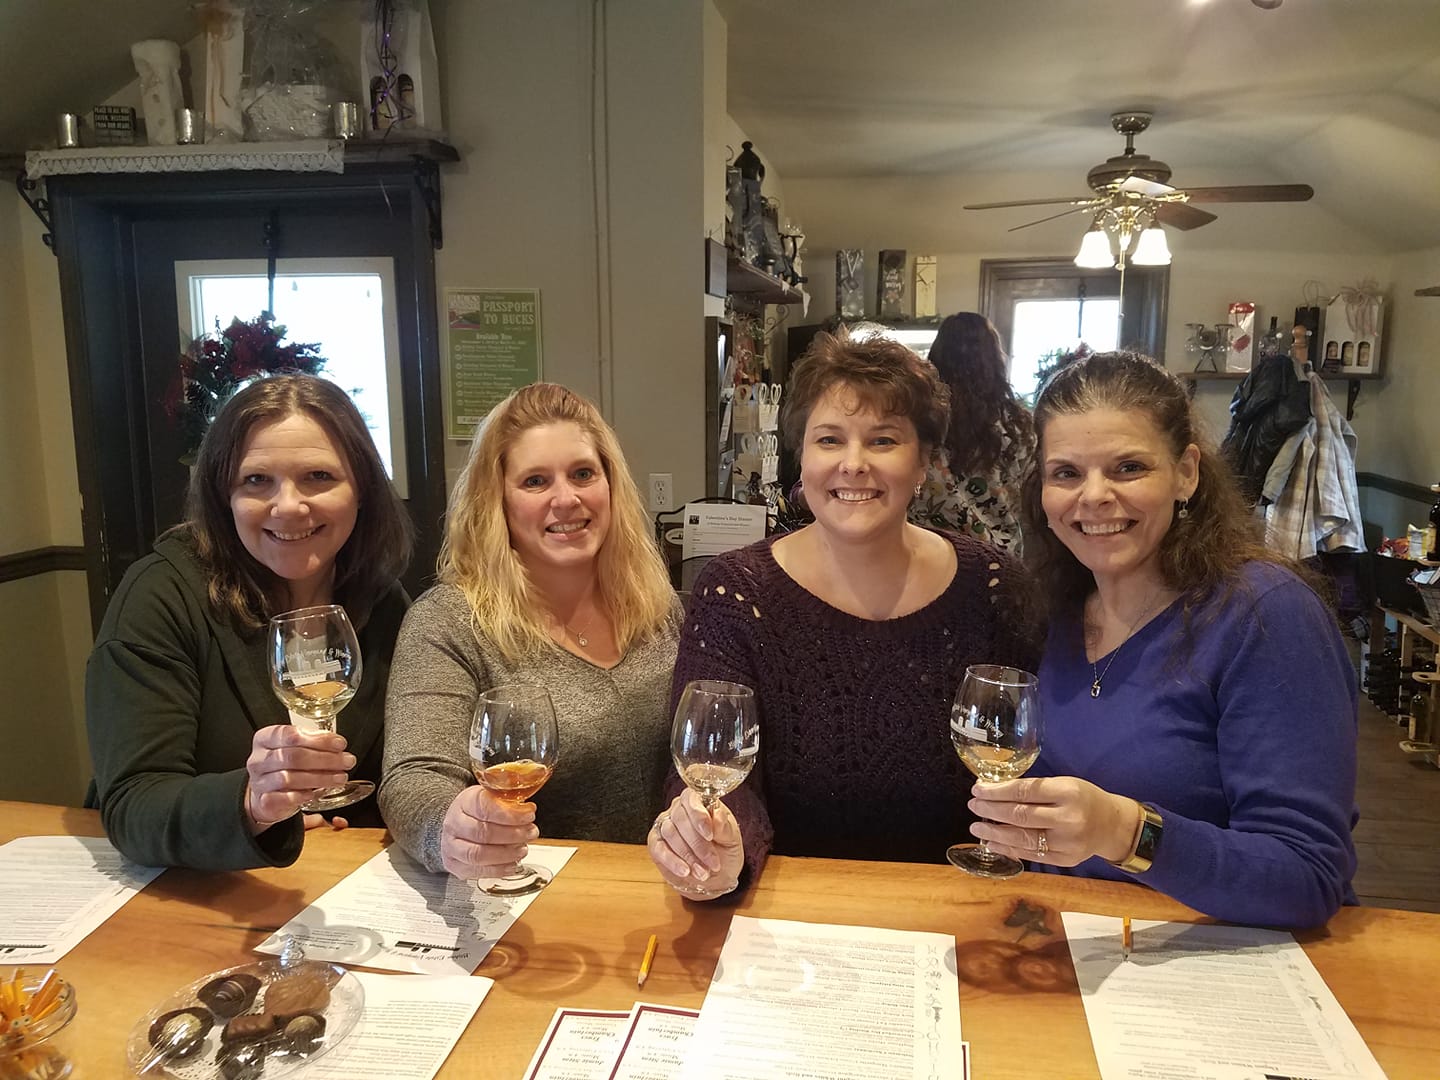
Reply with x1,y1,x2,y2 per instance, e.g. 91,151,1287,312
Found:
378,583,682,872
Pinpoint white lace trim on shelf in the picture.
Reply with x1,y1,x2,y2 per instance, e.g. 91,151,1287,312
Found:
25,140,346,180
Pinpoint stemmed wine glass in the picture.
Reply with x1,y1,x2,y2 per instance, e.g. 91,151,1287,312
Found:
470,684,560,896
268,604,371,811
947,664,1043,880
670,679,759,898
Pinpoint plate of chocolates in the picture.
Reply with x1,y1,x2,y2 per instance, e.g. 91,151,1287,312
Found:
124,958,363,1078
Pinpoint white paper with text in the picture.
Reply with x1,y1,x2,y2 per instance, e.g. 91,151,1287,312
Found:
523,1008,632,1080
679,916,963,1080
305,972,491,1079
1062,912,1388,1080
607,1004,700,1080
255,844,575,974
0,835,163,963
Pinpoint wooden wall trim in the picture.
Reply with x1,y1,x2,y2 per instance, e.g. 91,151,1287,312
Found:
1357,473,1435,505
0,546,88,584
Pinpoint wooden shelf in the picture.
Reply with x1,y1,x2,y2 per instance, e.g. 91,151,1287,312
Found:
727,255,803,306
1171,365,1383,382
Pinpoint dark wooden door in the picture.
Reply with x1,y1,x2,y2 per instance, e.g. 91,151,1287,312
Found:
47,163,448,629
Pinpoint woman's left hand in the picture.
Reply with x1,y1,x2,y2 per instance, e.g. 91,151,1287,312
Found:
968,776,1140,867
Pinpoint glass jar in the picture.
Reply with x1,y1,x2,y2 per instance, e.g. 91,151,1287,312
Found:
0,970,78,1080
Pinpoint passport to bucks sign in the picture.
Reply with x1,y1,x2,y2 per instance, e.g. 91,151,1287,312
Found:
446,288,543,439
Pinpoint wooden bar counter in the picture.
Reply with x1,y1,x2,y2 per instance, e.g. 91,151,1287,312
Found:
4,800,1436,1078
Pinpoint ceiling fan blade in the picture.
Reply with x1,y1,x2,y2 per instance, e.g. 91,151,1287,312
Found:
1155,202,1218,231
1179,184,1315,204
963,196,1096,210
1007,204,1095,232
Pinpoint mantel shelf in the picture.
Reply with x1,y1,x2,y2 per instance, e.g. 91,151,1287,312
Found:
726,255,803,306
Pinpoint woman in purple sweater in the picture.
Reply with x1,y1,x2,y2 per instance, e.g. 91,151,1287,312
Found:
970,351,1358,929
646,328,1036,899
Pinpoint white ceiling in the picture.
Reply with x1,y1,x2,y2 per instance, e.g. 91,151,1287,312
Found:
718,0,1440,250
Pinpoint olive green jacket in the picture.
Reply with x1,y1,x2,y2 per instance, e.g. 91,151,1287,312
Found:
85,535,407,869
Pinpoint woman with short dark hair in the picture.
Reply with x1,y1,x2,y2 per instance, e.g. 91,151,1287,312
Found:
86,374,413,869
648,327,1037,899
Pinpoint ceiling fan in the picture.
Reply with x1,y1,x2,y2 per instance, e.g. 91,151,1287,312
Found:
963,110,1314,235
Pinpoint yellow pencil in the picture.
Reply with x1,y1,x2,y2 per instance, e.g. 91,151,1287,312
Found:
637,933,659,988
1122,916,1133,961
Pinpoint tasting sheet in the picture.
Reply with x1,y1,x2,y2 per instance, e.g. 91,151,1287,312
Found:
678,915,965,1080
256,844,576,974
304,972,493,1080
1062,912,1389,1080
0,835,163,963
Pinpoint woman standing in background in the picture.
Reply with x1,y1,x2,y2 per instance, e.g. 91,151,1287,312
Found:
910,312,1035,552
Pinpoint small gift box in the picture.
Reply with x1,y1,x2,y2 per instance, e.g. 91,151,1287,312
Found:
1319,282,1384,375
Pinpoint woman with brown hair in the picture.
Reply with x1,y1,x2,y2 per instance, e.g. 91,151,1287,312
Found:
86,375,413,869
379,383,681,880
647,327,1036,899
971,351,1358,929
910,312,1035,552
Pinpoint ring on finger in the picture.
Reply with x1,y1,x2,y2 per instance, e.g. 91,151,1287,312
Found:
654,810,671,834
1034,829,1049,857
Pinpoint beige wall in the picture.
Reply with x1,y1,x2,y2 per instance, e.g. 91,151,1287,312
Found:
432,0,709,502
0,195,91,805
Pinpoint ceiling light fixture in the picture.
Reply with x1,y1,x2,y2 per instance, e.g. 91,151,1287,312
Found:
1072,198,1170,270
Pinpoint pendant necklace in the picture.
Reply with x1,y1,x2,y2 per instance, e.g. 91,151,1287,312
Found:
563,611,596,649
1088,592,1166,698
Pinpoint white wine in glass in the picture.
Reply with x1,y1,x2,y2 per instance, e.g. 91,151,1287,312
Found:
268,604,370,812
947,664,1042,880
670,679,759,898
470,684,559,896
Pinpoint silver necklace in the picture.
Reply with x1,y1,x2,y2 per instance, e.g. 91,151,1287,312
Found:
1088,593,1165,698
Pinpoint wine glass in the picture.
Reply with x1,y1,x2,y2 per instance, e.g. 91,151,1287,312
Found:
268,604,371,811
947,664,1043,879
470,684,560,896
670,679,759,898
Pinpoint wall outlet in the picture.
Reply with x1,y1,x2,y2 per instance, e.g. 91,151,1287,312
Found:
648,472,674,513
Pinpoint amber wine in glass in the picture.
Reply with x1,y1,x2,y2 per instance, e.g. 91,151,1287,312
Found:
947,664,1042,879
269,604,371,812
670,679,759,897
470,684,559,896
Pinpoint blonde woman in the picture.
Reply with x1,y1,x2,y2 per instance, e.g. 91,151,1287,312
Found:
379,383,681,879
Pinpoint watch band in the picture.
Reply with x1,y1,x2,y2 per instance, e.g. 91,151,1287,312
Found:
1113,802,1163,874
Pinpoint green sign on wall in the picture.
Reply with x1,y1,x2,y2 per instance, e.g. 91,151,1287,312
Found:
445,288,543,439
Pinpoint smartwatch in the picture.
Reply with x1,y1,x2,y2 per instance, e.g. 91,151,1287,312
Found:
1113,802,1163,874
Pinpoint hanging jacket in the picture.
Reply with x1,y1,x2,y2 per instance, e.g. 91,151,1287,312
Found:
1262,373,1364,559
1220,353,1312,503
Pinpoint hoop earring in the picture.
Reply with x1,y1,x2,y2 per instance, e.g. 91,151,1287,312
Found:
1176,498,1190,520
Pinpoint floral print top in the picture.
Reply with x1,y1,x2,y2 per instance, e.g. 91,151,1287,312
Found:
909,427,1033,553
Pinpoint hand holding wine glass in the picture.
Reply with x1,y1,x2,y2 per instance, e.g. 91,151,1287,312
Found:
947,664,1042,879
267,605,371,814
468,684,559,896
653,680,758,898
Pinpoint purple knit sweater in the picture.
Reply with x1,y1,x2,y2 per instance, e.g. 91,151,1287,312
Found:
1031,561,1359,929
668,531,1037,886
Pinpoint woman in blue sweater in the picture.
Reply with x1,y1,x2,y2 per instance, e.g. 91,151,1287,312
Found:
969,351,1358,929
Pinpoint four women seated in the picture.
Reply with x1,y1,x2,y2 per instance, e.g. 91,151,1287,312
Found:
83,338,1361,929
